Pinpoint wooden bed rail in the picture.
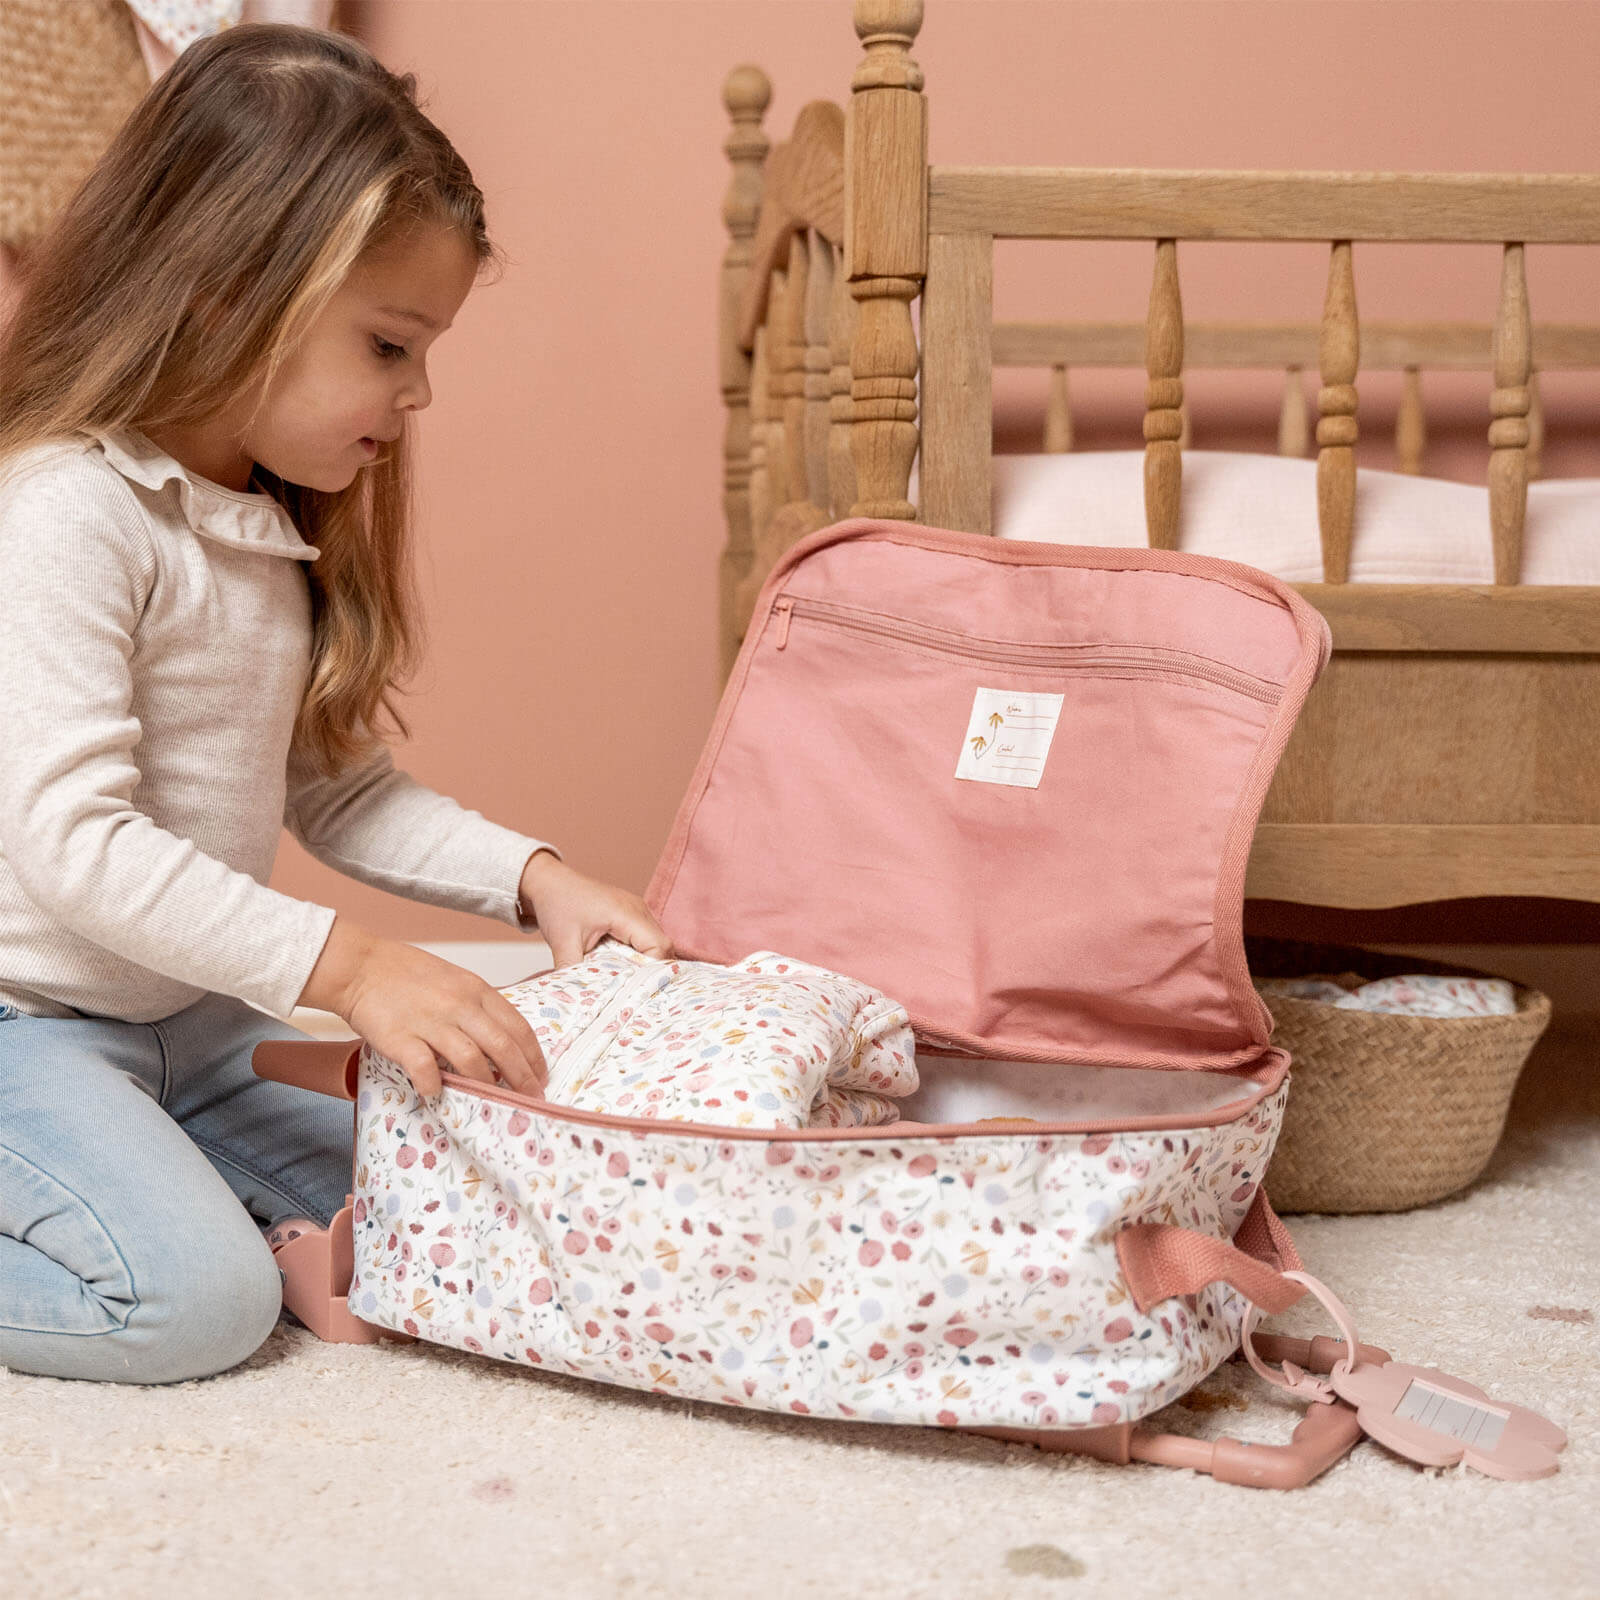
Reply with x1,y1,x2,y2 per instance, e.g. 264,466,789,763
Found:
994,321,1599,478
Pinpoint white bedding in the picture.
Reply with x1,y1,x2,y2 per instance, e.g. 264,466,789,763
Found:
987,450,1600,584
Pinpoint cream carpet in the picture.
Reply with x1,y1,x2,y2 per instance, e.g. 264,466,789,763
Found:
2,980,1594,1598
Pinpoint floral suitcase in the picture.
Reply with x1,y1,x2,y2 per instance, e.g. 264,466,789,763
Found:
258,516,1375,1488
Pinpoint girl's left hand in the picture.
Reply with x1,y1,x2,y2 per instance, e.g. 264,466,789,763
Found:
518,849,675,969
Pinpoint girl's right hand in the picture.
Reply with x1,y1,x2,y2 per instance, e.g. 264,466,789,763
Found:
298,916,546,1099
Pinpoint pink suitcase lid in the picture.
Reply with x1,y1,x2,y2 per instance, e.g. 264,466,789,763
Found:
647,518,1333,1073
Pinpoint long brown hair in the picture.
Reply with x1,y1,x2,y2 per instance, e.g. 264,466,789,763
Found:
0,22,503,774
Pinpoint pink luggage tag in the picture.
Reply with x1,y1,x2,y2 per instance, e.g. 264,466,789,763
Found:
1240,1272,1567,1481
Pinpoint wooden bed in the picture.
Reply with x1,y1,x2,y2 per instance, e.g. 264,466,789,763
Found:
715,0,1600,915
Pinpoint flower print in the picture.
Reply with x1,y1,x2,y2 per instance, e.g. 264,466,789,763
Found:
563,1231,589,1255
859,1240,884,1266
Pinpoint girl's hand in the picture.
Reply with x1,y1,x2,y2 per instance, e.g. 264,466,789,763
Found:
518,849,674,969
298,918,547,1100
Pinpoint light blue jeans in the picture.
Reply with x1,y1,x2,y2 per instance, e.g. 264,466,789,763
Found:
0,989,355,1384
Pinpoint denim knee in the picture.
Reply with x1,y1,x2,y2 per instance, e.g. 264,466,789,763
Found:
111,1233,284,1385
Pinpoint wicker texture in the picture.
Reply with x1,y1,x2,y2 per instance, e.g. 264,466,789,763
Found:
0,0,151,249
1246,935,1552,1214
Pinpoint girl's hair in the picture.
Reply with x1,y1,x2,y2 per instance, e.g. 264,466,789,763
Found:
0,23,502,774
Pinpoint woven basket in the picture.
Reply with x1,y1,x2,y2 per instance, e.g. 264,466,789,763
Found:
0,0,151,250
1244,935,1552,1214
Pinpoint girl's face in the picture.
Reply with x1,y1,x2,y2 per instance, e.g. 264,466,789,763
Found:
241,218,479,493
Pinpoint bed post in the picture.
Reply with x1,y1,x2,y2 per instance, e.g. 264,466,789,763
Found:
719,65,772,678
846,0,926,522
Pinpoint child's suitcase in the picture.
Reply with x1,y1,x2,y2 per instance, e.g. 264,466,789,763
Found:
259,516,1380,1487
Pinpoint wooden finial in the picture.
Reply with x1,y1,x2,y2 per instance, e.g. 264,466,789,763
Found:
847,0,927,520
1143,239,1184,550
1316,240,1360,584
1488,242,1531,584
852,0,925,91
718,65,772,675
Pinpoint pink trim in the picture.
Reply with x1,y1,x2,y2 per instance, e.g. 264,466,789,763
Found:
252,1034,1287,1140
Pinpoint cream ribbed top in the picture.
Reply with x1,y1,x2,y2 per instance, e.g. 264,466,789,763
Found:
0,427,559,1023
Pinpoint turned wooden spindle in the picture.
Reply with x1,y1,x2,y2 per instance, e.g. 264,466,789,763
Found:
803,231,835,510
827,243,858,517
847,0,926,520
1527,368,1545,482
718,65,770,672
1143,238,1184,550
1043,364,1073,452
1316,240,1360,584
1488,242,1531,584
776,234,811,511
1278,365,1308,457
1395,366,1425,475
747,320,773,581
762,265,790,517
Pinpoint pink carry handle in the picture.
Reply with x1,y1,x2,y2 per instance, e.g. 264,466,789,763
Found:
253,1039,361,1101
1115,1188,1305,1315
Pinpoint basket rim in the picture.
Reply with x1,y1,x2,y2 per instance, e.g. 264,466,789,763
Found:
1244,934,1553,1026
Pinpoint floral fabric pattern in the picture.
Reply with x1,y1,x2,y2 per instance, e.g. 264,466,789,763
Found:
499,938,918,1130
348,1050,1287,1432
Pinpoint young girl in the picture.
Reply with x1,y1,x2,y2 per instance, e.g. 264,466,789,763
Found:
0,23,671,1386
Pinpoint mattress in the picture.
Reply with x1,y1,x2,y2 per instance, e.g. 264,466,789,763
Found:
985,450,1600,584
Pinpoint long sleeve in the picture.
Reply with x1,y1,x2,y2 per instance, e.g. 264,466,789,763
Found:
0,469,338,1019
284,741,563,934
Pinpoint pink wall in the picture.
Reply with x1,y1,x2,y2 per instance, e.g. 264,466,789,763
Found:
66,1,1600,940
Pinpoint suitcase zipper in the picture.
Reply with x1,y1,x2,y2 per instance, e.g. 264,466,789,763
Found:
769,593,1280,704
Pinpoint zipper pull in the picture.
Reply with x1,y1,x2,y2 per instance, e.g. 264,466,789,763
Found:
772,597,794,651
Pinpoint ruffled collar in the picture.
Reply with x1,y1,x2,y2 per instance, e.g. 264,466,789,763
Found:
86,426,321,560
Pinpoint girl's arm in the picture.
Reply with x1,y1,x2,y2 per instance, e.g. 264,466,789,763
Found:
283,742,560,938
0,466,543,1092
0,467,337,1021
